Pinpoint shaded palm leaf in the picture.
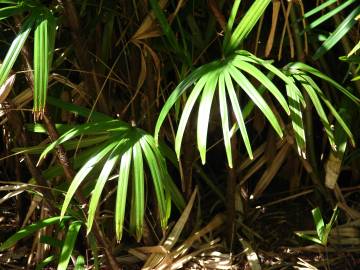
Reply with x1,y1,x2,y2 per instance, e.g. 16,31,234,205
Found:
0,216,72,251
311,3,360,59
0,4,26,21
38,120,184,241
58,221,82,270
283,63,357,156
0,13,35,87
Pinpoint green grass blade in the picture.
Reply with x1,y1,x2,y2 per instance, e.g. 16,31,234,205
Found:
39,120,127,161
302,75,355,146
13,135,110,155
0,5,26,20
313,5,360,59
26,123,72,134
348,40,360,56
295,232,323,245
115,148,132,241
35,256,56,270
0,1,20,4
224,70,253,159
294,74,335,150
41,142,108,181
132,142,144,241
197,72,218,164
306,0,357,30
233,56,290,115
312,208,325,241
0,14,35,87
46,11,56,68
74,255,85,270
292,62,360,104
57,221,82,270
229,65,283,138
175,74,207,159
145,135,185,211
218,72,233,167
47,96,112,121
86,143,122,234
0,216,71,251
148,0,181,54
286,79,306,158
225,0,271,54
303,0,337,18
60,141,119,219
223,0,241,50
87,233,99,270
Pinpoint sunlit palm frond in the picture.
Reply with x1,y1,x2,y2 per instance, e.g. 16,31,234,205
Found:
155,50,290,168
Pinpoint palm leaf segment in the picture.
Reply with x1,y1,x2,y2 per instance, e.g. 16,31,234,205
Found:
0,2,56,119
39,119,185,242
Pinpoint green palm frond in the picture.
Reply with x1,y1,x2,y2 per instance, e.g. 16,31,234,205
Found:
38,119,185,242
0,3,56,119
155,50,290,168
283,62,358,156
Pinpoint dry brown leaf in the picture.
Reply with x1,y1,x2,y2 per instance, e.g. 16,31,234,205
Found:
252,143,291,199
173,214,225,259
0,74,15,103
338,202,360,220
239,237,261,270
278,1,294,60
325,151,342,189
168,0,186,24
208,0,226,31
265,0,281,57
143,187,198,269
134,245,168,255
22,195,43,227
131,0,168,41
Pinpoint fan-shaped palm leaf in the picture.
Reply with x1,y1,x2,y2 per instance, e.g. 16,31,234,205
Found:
155,51,291,168
39,120,185,241
282,62,358,156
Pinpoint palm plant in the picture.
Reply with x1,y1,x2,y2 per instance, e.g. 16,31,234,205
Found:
0,0,359,269
38,117,185,241
0,1,56,119
154,0,358,166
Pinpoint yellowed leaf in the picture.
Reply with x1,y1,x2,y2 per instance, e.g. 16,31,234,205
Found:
0,74,15,103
